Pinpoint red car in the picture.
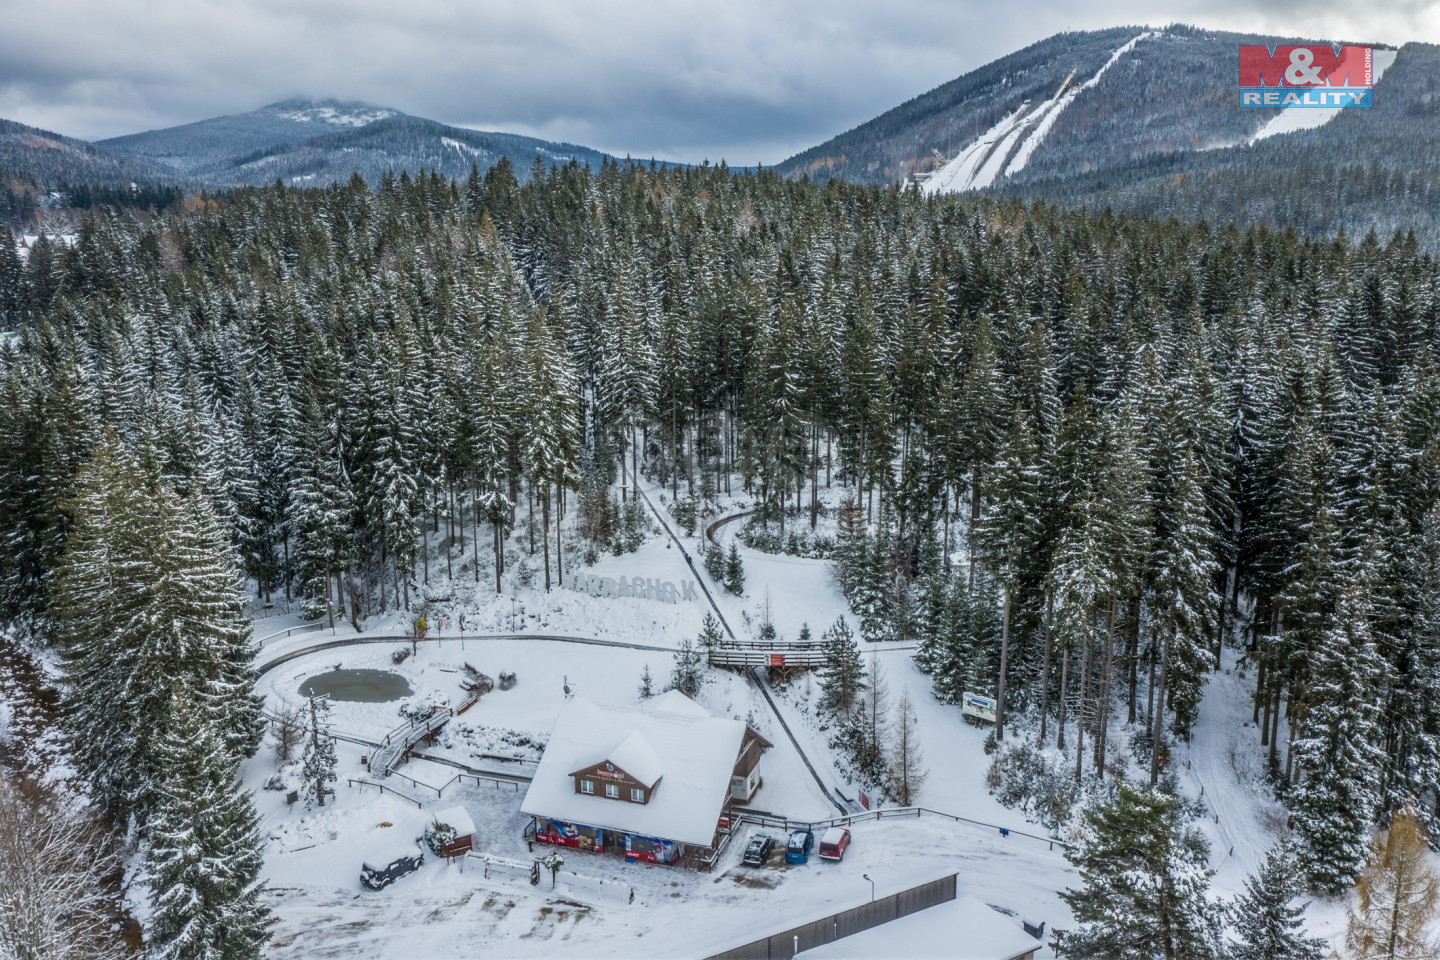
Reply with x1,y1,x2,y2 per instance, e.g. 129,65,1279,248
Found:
817,827,852,862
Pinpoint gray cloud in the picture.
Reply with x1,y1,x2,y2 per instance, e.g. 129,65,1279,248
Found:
2,0,1436,164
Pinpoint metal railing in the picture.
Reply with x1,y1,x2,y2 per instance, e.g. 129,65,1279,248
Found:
729,806,1071,852
346,778,424,808
370,707,453,778
254,621,326,645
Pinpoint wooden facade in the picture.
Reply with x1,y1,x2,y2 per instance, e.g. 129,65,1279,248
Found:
730,728,771,803
569,760,656,804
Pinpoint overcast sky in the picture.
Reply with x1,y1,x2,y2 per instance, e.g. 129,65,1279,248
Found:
4,0,1437,165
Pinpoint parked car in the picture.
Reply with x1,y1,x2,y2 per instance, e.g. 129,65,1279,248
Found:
743,834,777,866
361,845,424,890
818,827,852,862
785,828,815,864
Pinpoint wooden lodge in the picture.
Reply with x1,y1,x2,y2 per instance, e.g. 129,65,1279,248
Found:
522,690,771,868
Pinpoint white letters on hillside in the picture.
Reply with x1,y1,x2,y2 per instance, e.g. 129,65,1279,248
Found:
566,572,698,605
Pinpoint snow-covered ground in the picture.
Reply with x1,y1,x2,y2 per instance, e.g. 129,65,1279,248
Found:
257,770,1071,960
247,469,1380,957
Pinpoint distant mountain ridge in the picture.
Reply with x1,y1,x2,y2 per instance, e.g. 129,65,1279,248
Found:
776,25,1407,187
0,118,175,189
95,98,613,187
777,26,1440,245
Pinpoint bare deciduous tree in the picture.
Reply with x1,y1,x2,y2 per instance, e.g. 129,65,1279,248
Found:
269,699,306,765
887,687,928,806
0,781,127,960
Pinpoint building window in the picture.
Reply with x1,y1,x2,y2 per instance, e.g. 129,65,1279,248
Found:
580,779,593,794
605,783,619,799
631,788,645,803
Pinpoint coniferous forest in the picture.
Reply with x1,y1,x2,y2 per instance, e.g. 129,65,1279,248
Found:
3,155,1440,953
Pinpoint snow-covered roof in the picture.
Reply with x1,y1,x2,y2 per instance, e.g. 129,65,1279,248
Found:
650,689,711,718
522,695,748,847
606,729,665,788
820,826,847,846
432,805,476,838
798,893,1039,960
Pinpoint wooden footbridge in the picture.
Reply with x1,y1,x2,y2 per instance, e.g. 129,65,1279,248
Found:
707,639,827,674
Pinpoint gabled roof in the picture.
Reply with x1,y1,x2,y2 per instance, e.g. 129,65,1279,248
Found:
522,694,752,847
566,728,666,788
650,688,711,718
606,729,665,788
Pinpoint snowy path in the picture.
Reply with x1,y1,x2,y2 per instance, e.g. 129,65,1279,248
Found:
1171,648,1287,893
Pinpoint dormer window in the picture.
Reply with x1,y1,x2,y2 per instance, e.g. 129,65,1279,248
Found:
580,779,593,794
605,783,619,799
631,788,645,803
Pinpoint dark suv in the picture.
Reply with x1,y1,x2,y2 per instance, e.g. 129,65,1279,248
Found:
361,849,424,890
742,834,777,866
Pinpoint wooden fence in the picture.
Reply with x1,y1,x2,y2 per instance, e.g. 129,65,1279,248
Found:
705,873,958,959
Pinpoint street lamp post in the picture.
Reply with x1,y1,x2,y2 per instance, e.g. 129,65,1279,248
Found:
862,874,875,902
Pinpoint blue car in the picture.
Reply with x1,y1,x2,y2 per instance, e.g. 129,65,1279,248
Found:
785,828,815,864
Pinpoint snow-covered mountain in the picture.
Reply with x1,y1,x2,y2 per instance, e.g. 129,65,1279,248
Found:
777,26,1414,190
95,98,612,187
779,26,1440,245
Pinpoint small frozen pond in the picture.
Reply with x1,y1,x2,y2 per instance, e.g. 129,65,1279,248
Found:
299,669,413,703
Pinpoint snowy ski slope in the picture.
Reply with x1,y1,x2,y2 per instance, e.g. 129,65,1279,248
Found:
1250,47,1399,142
922,31,1154,195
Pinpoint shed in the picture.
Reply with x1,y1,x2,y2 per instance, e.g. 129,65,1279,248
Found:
431,805,476,857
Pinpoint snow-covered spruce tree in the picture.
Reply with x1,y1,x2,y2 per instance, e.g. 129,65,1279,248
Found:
0,343,98,635
818,617,866,715
301,693,337,809
289,396,358,624
912,570,950,676
697,611,725,653
465,332,517,593
54,441,263,829
853,531,898,643
1227,838,1326,960
887,688,927,806
638,664,655,700
972,404,1045,743
842,655,890,788
723,542,745,595
1061,780,1221,960
670,637,707,699
1144,443,1218,755
703,541,726,583
833,499,865,597
1376,504,1440,839
1291,585,1386,895
1346,804,1440,960
595,257,657,504
521,304,581,592
144,691,267,960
